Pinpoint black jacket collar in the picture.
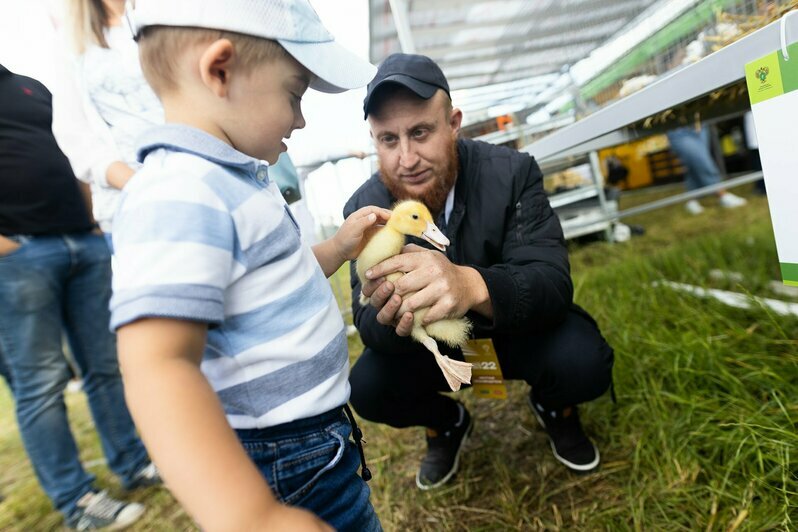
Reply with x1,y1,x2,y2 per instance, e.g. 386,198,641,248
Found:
445,139,470,240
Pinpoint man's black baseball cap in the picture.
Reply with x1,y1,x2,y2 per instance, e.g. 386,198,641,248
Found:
363,53,450,119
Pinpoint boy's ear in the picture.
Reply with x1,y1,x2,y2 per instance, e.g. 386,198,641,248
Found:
198,39,235,98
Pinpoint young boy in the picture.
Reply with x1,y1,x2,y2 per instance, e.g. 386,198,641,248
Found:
111,1,387,530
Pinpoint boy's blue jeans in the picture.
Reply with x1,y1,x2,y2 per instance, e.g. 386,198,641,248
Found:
0,233,150,517
237,407,382,532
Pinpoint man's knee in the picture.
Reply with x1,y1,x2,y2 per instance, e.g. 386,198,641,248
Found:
533,309,614,407
565,337,614,403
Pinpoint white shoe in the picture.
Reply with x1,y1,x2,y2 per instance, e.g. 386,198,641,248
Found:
685,199,704,215
719,192,747,209
612,223,631,242
69,490,145,530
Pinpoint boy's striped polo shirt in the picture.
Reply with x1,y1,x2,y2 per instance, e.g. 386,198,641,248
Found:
110,124,349,429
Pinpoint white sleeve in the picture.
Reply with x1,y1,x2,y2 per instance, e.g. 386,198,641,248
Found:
49,39,120,187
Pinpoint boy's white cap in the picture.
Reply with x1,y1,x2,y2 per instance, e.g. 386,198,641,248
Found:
130,0,376,93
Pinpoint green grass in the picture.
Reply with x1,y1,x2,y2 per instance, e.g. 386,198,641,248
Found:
1,187,796,530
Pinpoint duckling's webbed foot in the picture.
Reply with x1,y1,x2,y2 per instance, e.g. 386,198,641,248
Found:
420,337,472,392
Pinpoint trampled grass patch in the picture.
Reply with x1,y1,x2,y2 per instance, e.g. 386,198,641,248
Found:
0,190,795,530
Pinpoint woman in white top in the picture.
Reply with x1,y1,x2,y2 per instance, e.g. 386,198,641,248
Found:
67,0,163,232
65,0,333,245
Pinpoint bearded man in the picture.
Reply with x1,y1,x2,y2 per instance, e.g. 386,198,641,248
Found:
344,53,614,490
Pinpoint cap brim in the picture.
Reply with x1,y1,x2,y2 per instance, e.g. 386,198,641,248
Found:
363,74,440,118
280,39,376,94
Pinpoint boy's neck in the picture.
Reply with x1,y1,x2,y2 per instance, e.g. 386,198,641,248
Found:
161,96,234,151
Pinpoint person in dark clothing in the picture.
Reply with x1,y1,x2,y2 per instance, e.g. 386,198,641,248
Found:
0,341,11,389
344,54,614,490
0,64,159,529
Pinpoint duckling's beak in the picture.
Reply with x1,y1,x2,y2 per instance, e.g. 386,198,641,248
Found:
422,221,450,252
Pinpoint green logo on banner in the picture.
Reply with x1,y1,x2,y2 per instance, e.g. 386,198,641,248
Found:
746,51,784,105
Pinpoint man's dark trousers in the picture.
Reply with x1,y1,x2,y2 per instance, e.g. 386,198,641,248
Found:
350,306,614,428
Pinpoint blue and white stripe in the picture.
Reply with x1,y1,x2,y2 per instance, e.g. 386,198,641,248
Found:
110,125,349,428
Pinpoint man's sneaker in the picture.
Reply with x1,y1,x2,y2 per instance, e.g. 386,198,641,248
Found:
415,403,473,490
685,199,705,215
719,192,747,209
68,491,145,530
526,394,599,472
126,462,162,490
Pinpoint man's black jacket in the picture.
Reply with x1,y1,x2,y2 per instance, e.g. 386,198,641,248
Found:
343,138,573,355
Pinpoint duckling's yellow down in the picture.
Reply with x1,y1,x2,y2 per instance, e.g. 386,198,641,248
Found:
355,201,472,348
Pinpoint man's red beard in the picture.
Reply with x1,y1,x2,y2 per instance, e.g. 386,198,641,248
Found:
379,137,459,217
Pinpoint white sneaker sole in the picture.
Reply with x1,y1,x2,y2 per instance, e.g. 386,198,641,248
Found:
111,503,146,530
415,417,474,491
526,396,600,472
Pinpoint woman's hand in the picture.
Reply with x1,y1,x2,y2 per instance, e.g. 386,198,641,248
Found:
0,235,21,257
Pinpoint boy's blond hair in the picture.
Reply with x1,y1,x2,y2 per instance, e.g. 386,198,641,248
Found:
138,26,289,95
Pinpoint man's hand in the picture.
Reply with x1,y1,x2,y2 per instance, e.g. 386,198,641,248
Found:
363,244,491,330
0,235,21,257
360,277,415,336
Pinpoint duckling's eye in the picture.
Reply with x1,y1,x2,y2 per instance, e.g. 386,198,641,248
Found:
412,214,419,220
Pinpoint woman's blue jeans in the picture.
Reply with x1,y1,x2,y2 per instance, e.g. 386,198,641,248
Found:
0,232,149,517
237,408,382,532
667,127,722,191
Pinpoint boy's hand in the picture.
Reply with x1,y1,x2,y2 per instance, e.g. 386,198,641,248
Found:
332,206,391,262
260,505,334,531
313,206,390,277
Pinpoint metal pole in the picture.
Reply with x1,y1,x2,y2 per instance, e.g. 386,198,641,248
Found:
388,0,416,53
588,150,614,242
561,171,763,234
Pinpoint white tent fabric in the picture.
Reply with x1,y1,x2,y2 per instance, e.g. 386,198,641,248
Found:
369,0,658,123
370,1,658,85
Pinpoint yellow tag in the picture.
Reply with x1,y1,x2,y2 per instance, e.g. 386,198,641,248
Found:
462,338,507,400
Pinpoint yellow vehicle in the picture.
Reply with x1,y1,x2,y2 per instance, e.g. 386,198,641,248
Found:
599,134,685,190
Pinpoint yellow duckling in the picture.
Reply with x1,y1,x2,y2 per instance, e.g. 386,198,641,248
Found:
356,200,472,391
